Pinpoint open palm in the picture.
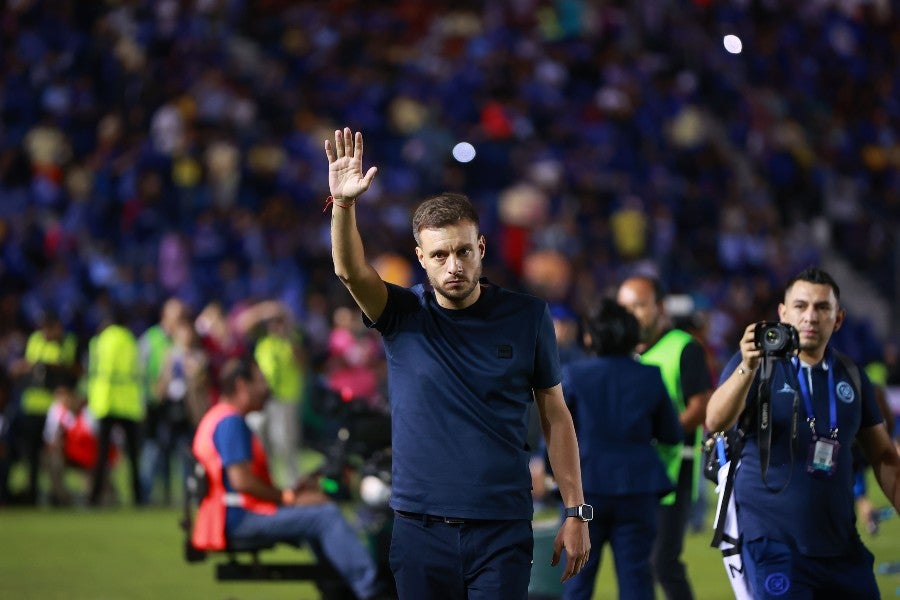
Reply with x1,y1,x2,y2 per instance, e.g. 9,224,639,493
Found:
325,127,377,200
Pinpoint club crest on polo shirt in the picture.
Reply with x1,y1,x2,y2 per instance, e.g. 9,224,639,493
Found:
765,572,790,595
497,344,513,359
836,381,855,403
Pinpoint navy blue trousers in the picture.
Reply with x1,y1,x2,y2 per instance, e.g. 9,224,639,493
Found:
562,493,658,600
742,536,879,599
389,512,533,600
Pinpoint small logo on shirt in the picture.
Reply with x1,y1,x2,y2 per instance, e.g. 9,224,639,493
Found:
765,572,790,595
777,383,795,396
836,381,855,403
497,344,513,359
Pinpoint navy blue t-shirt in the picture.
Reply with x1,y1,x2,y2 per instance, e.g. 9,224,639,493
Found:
367,279,561,520
719,348,882,556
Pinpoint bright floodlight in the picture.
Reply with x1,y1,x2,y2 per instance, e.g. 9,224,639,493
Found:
452,142,476,163
723,34,742,54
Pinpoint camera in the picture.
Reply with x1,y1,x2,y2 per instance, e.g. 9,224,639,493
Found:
753,321,799,358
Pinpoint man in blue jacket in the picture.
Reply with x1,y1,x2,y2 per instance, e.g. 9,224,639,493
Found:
561,298,681,600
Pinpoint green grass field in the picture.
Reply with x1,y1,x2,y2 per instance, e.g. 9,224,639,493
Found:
1,473,898,599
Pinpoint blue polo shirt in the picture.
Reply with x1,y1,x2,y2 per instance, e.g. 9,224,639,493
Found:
213,414,254,532
367,279,561,520
719,348,882,556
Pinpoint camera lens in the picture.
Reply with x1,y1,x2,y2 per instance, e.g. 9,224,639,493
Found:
764,328,782,349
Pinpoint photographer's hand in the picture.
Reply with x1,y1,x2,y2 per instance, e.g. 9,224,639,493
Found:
739,323,762,373
706,323,761,432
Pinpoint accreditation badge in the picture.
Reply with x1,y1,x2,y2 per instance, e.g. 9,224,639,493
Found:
807,438,839,477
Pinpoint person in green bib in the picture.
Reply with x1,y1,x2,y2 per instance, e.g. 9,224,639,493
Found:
10,309,79,505
617,276,713,600
253,306,307,488
138,296,189,504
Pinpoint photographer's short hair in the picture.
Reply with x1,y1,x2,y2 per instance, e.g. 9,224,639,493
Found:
218,356,256,396
785,267,841,303
582,298,639,356
412,193,480,245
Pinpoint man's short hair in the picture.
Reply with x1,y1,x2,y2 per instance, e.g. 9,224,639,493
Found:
412,193,480,245
784,267,841,303
582,298,639,356
218,356,256,395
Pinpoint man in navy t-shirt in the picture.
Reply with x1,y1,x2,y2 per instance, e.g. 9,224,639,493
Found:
325,127,590,599
707,267,900,599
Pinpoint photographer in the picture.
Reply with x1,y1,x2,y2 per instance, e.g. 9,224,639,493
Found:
706,267,900,599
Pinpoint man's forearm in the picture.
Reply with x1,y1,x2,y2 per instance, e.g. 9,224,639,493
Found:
706,365,755,432
680,391,710,432
543,417,585,508
330,204,366,284
227,463,283,505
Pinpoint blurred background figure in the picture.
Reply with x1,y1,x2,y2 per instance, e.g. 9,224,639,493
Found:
325,306,384,410
0,362,12,505
254,304,307,488
560,298,680,600
9,309,79,505
87,308,143,507
138,297,190,505
43,371,117,506
195,301,248,406
617,276,714,600
148,317,209,505
853,360,896,535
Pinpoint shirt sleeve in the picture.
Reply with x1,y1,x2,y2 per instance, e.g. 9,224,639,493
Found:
679,339,713,399
858,367,882,429
365,282,420,338
533,303,562,390
213,414,253,467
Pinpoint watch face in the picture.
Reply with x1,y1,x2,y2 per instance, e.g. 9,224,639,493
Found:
580,504,593,522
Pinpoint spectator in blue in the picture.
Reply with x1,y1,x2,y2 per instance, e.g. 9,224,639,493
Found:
706,267,900,599
326,128,590,598
561,298,680,600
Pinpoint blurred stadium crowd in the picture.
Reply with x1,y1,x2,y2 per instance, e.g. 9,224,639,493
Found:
2,0,900,501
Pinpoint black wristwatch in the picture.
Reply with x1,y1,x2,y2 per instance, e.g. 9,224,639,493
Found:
564,504,593,522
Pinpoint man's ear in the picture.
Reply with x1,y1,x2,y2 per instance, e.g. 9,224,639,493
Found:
415,246,426,268
833,307,845,332
478,235,486,258
777,302,786,322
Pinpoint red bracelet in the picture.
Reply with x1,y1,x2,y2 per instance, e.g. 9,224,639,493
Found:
323,195,356,212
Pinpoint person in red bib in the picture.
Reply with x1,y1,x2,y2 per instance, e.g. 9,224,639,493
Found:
191,356,386,600
43,375,117,506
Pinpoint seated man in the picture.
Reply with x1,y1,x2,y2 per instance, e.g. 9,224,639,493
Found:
43,374,117,506
191,356,386,600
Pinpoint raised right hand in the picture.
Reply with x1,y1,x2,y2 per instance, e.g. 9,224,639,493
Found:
739,322,763,371
324,127,378,201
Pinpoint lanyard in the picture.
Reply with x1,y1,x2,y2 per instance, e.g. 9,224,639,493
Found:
793,352,837,440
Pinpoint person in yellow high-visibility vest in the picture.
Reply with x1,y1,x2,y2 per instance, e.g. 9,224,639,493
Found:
618,276,714,600
253,308,307,488
86,310,144,506
9,310,78,505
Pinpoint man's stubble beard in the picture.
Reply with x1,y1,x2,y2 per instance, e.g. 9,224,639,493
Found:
431,264,482,305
